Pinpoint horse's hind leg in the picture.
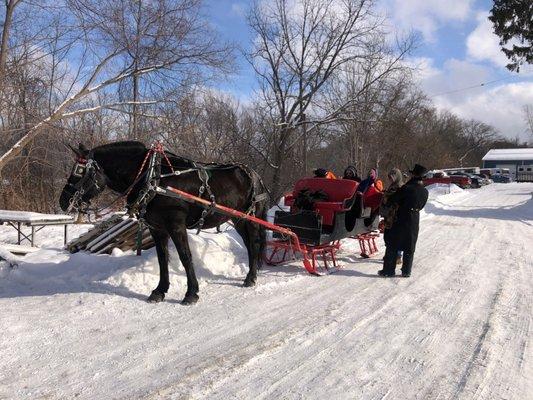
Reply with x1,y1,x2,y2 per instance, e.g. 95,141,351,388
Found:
147,229,170,303
168,225,199,305
234,218,264,287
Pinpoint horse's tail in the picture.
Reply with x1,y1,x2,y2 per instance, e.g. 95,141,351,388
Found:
249,169,270,269
256,200,268,269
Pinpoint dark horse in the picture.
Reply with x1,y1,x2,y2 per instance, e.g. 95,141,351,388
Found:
59,141,268,304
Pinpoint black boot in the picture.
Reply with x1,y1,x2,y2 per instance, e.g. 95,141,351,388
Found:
380,247,397,277
401,252,414,277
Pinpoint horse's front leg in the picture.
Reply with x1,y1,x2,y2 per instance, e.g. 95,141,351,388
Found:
147,229,170,303
169,226,199,305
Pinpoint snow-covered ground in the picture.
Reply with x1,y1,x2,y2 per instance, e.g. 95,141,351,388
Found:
1,183,532,400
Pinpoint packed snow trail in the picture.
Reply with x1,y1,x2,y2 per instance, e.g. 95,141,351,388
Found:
0,183,531,399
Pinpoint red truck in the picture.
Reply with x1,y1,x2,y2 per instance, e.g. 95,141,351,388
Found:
423,171,471,189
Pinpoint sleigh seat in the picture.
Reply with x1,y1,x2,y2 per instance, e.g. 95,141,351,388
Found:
284,178,358,225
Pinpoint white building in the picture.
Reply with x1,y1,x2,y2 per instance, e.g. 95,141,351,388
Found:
482,148,533,181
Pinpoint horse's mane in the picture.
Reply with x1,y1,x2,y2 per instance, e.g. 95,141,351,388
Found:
92,140,235,170
164,149,198,166
93,141,147,154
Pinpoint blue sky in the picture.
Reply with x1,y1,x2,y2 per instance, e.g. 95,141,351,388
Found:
205,0,532,141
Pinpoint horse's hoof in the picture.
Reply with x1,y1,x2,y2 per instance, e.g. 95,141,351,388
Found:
181,294,199,305
147,290,165,303
243,279,256,287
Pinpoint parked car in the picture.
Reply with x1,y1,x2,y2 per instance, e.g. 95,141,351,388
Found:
491,174,511,183
480,168,511,178
423,170,471,189
449,172,481,188
473,173,492,185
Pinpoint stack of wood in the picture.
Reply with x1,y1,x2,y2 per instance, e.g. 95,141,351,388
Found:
67,214,154,254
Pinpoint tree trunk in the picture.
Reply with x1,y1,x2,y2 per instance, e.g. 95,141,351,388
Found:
0,0,17,88
301,114,307,175
271,130,289,201
271,156,284,202
131,71,139,137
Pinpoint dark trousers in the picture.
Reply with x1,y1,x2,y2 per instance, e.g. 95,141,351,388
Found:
383,246,414,275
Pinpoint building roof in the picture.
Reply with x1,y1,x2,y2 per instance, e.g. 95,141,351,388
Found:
482,148,533,161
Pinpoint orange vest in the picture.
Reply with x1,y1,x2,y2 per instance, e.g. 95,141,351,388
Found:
325,171,337,179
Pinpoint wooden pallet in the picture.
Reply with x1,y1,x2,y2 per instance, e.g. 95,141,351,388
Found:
67,214,154,254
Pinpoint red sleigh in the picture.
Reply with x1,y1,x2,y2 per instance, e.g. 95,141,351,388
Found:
264,178,383,274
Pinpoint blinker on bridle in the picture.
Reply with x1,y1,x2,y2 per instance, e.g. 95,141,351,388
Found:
66,157,101,213
72,156,88,178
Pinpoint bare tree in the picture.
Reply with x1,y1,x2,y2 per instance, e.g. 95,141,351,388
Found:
247,0,411,198
0,0,22,90
456,120,498,166
322,55,418,170
0,0,232,175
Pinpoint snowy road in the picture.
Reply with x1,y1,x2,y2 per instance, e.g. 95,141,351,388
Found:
1,183,532,399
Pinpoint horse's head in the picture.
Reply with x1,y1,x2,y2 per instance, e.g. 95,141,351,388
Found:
59,143,107,212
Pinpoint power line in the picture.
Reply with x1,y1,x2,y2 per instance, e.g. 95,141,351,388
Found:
429,76,520,98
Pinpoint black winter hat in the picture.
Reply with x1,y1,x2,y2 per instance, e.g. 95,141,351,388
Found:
409,163,428,177
344,165,357,177
314,168,328,178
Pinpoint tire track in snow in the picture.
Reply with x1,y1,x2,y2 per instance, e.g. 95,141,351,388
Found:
420,185,533,400
140,189,486,399
191,185,532,400
194,220,485,398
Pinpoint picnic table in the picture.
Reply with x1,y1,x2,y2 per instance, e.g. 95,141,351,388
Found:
0,210,75,247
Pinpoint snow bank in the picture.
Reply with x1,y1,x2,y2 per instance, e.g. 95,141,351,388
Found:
423,183,473,219
0,247,19,272
425,183,463,198
425,183,474,207
1,183,474,292
0,182,475,295
0,222,249,298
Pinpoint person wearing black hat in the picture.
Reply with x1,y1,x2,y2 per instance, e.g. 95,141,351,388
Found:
314,168,328,178
343,165,361,182
378,163,429,277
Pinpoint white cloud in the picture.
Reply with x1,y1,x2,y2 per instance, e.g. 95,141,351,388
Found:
410,58,533,141
383,0,475,42
445,82,533,141
410,57,493,100
466,11,533,75
403,57,440,80
466,12,508,68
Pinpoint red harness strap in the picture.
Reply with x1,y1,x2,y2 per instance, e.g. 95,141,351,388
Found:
125,141,174,198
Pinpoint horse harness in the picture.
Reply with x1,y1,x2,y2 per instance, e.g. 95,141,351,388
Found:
70,143,268,233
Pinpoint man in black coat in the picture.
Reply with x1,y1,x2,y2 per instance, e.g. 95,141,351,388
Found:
378,164,429,277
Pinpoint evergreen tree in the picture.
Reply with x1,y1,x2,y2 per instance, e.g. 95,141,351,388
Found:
488,0,532,72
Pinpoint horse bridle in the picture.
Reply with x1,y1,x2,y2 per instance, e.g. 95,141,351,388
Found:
65,158,103,213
